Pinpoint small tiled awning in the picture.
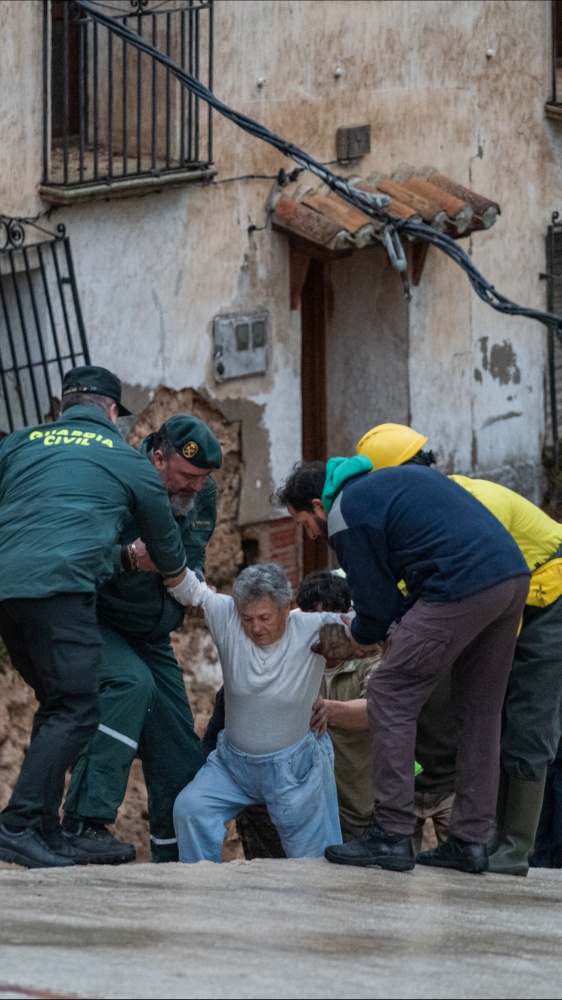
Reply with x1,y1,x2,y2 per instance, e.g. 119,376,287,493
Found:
271,166,500,255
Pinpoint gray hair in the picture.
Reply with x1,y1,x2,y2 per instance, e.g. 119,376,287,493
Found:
60,391,114,416
232,562,292,609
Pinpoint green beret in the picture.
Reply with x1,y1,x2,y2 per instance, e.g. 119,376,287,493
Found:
164,414,222,470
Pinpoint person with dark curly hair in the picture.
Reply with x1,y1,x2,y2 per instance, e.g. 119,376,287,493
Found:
277,456,529,874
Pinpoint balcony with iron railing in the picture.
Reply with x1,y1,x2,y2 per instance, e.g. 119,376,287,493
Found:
41,0,215,204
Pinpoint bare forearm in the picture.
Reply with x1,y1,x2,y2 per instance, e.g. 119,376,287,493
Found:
326,698,369,730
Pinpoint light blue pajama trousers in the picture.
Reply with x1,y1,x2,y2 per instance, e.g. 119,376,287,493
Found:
173,730,342,862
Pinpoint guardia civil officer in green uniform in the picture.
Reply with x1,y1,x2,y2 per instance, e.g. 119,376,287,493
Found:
63,415,222,864
0,367,188,869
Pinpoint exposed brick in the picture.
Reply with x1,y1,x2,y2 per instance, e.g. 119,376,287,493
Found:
269,526,297,549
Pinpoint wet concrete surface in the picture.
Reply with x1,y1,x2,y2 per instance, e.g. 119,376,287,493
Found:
0,859,561,999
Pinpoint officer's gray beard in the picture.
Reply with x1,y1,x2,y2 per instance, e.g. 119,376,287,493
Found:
169,493,196,517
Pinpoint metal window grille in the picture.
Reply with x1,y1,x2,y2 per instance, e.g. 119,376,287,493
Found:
0,217,90,434
43,0,213,191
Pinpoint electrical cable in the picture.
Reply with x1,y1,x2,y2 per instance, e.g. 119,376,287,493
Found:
75,0,562,332
211,173,279,186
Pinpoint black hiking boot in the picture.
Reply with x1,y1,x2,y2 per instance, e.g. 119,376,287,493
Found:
42,825,89,865
417,835,488,873
0,824,76,868
62,820,136,865
324,822,415,871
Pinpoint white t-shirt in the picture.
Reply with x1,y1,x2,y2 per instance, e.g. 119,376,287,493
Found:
175,573,343,754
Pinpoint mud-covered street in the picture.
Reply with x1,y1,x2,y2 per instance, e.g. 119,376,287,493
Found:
0,859,561,1000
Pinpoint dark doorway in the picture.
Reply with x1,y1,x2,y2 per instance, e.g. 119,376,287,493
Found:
300,256,329,576
298,242,409,578
51,1,81,140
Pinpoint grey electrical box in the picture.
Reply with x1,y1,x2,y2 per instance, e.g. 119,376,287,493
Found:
213,312,268,382
336,124,371,161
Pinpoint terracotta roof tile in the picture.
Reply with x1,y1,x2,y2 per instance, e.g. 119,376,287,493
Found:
272,196,350,251
302,192,372,234
422,173,500,229
271,165,500,252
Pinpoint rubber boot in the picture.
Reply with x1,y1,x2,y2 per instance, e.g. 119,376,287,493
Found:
487,776,546,877
487,768,509,856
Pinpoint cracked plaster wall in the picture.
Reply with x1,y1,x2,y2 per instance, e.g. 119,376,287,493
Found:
1,1,560,504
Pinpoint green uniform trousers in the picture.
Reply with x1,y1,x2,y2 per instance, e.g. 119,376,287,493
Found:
502,595,562,782
0,593,101,833
64,625,203,861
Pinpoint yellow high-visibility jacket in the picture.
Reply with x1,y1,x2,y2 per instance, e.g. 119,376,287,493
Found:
449,476,562,608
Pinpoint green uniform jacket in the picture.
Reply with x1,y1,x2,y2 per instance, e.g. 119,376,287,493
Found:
96,433,217,641
0,407,186,600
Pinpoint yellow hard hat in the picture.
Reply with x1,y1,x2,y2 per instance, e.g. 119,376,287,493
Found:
356,423,428,470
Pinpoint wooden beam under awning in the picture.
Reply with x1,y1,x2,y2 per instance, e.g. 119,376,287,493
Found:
288,236,352,310
410,239,431,286
290,242,312,311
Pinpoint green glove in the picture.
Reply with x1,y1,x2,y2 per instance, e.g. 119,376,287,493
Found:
415,761,423,776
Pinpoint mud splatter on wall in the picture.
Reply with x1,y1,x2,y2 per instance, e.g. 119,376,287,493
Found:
478,337,521,386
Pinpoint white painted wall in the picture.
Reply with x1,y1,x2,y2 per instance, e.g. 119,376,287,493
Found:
0,0,560,509
0,1,43,217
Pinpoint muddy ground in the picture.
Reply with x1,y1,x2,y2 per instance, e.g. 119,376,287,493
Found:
1,861,561,999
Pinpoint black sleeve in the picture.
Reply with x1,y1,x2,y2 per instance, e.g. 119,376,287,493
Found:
201,685,225,760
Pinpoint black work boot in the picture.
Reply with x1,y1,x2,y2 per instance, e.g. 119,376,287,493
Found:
62,819,136,865
0,824,76,869
43,826,89,865
417,835,488,873
324,822,415,871
488,777,546,877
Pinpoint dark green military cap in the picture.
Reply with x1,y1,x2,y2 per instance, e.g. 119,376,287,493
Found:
62,365,131,416
164,414,222,469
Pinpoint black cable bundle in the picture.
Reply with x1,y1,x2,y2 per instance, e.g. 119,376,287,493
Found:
76,0,562,333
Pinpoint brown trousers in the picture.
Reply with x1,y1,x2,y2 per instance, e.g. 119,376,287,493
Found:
367,575,529,843
412,789,455,855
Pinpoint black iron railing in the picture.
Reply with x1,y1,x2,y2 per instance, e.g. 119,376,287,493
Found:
544,213,562,462
0,217,89,433
43,0,213,190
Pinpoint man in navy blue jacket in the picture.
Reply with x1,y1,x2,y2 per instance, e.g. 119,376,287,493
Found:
277,458,529,873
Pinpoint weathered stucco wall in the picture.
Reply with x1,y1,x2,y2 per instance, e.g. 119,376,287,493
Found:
0,1,43,217
1,0,560,503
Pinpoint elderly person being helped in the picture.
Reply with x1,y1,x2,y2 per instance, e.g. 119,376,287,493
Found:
169,562,343,862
